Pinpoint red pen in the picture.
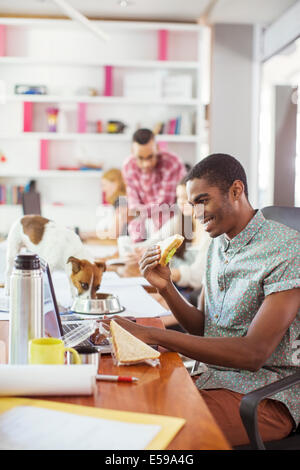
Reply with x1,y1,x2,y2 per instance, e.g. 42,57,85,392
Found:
96,374,139,383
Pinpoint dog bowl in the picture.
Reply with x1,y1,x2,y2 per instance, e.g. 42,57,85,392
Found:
71,293,124,316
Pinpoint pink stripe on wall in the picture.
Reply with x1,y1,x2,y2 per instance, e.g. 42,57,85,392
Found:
0,25,6,56
77,102,86,133
23,102,33,132
158,30,168,61
104,65,113,96
40,140,49,170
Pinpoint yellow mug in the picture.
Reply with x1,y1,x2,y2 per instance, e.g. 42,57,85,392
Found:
29,338,81,365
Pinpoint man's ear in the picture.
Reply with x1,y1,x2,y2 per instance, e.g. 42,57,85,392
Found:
95,261,106,272
67,256,82,274
231,180,244,200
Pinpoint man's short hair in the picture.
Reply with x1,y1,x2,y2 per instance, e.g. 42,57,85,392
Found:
186,153,248,198
132,128,155,145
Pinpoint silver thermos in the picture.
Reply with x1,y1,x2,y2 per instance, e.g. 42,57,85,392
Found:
9,254,43,364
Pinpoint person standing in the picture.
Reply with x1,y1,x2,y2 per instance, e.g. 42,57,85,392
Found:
122,128,186,242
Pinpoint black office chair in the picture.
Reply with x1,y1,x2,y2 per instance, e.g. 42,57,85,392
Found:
236,205,300,450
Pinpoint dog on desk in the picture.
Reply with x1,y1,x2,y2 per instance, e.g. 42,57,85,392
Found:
5,215,106,299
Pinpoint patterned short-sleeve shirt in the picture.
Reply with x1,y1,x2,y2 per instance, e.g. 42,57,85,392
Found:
195,210,300,426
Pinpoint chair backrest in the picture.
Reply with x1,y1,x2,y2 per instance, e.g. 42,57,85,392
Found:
261,206,300,233
22,191,41,216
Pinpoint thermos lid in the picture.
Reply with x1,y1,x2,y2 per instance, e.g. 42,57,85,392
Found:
14,254,40,270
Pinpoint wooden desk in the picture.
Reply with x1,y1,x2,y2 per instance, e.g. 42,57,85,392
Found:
0,318,230,450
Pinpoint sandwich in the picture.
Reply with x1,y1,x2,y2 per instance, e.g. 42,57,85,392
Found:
157,234,184,266
110,320,160,365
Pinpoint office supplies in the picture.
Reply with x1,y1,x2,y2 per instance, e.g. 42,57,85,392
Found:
0,364,96,396
9,254,43,365
96,374,138,383
0,397,185,450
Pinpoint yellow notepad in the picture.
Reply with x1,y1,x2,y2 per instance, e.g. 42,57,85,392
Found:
0,398,185,450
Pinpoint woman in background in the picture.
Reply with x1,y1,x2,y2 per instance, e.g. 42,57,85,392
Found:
96,168,130,239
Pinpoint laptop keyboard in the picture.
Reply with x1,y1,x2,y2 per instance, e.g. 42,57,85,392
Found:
62,322,92,347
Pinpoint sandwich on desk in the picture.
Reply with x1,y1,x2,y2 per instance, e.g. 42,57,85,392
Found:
110,320,160,366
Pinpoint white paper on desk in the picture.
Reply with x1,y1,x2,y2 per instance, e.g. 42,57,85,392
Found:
101,276,150,290
99,284,169,318
83,243,118,259
0,406,161,450
102,271,120,281
0,365,96,396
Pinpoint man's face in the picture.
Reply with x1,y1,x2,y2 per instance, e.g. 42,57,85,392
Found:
187,178,237,238
132,139,158,173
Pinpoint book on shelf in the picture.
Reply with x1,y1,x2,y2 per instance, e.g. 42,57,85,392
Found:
0,184,24,205
153,111,194,136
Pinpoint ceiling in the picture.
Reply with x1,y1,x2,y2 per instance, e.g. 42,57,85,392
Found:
0,0,298,25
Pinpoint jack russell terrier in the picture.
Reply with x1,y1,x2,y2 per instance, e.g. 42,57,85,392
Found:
5,215,106,299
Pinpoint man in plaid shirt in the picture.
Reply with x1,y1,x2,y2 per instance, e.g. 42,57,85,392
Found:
122,129,186,242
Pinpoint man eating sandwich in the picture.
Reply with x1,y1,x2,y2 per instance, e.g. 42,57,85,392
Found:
109,153,300,448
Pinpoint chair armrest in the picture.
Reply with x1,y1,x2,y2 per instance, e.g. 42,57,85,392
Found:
239,371,300,450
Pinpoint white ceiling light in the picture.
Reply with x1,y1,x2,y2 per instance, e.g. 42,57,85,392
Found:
50,0,110,42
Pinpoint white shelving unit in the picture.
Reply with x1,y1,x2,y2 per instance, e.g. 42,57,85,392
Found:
0,132,203,143
0,17,210,234
4,95,199,105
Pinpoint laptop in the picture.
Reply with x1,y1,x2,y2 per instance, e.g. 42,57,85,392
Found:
41,258,98,349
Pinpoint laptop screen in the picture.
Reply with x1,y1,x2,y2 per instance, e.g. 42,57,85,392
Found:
40,259,64,339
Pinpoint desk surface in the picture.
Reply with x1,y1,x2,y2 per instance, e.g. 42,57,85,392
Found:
0,318,230,450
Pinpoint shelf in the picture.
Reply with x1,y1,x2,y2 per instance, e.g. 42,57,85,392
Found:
0,57,199,69
0,133,201,143
4,95,199,106
0,18,202,32
0,170,103,178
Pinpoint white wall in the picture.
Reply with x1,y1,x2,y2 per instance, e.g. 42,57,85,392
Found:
210,24,261,207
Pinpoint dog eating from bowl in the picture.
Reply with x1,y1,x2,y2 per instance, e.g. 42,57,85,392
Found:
5,215,106,300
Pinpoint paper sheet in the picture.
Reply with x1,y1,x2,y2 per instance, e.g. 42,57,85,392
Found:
99,284,170,318
0,405,161,450
100,276,150,289
0,365,96,396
